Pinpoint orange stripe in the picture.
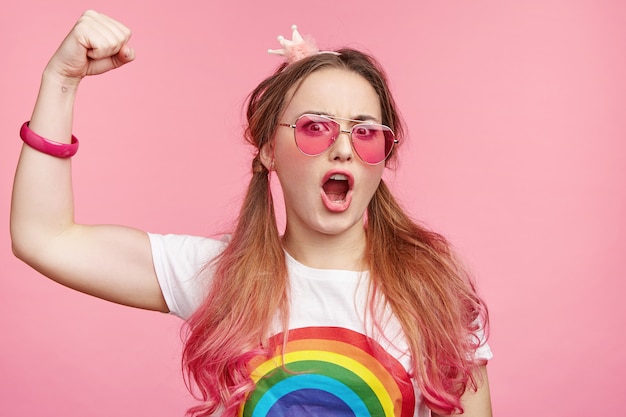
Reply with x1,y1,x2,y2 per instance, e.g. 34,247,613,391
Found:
249,338,403,414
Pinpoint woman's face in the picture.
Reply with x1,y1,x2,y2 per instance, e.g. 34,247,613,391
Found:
265,67,385,242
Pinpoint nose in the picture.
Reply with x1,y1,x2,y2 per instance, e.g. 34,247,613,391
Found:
329,129,353,162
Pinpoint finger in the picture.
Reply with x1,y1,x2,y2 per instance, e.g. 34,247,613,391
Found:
82,9,132,40
73,12,134,75
93,11,132,53
85,45,135,76
99,11,132,42
84,24,131,61
79,11,131,60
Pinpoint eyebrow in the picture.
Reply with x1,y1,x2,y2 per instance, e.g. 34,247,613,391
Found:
300,111,380,123
352,114,378,122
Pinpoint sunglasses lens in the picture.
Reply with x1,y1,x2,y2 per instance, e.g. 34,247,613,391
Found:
294,115,337,156
292,114,395,164
351,124,395,164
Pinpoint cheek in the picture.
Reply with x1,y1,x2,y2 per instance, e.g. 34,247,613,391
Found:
273,129,296,157
273,143,310,190
363,166,385,190
359,169,384,203
273,133,307,173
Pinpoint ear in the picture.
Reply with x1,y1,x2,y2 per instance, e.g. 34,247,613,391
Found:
259,140,275,171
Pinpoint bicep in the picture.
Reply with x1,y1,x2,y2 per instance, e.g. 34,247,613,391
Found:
23,223,168,312
432,365,492,417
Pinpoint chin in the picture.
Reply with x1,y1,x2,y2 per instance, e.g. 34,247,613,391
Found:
315,215,366,237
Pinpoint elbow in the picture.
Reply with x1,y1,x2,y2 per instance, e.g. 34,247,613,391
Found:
10,212,31,263
10,224,44,266
11,232,53,275
11,232,33,265
11,221,77,270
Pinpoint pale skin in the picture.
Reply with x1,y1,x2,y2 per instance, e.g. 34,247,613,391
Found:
262,68,386,271
10,10,492,416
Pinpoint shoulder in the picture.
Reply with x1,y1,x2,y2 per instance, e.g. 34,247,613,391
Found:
148,233,228,319
148,233,228,258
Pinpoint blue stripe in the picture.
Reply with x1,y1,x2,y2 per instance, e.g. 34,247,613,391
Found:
251,374,371,417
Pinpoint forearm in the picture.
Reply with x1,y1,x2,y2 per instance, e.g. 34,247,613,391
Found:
10,71,81,259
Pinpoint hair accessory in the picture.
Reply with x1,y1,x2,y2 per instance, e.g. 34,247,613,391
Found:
252,156,267,174
20,121,79,158
268,25,318,64
268,25,338,64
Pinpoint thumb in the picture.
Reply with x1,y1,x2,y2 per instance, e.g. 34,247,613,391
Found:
116,44,136,65
86,44,135,75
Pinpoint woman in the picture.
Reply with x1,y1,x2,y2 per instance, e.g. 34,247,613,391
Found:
11,10,492,417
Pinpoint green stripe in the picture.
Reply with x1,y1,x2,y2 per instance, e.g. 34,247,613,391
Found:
243,360,385,417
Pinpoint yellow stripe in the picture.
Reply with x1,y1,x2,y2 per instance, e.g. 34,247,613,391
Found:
250,350,395,416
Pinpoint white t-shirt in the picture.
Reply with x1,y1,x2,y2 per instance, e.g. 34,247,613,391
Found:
149,233,493,417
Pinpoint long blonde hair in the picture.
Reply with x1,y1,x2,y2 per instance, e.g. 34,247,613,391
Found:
182,49,488,416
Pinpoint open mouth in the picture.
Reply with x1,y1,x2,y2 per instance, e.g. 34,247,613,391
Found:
322,174,350,202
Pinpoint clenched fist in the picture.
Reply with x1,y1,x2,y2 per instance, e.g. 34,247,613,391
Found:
45,10,135,84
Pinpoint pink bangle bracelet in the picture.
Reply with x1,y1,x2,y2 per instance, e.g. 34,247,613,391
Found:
20,121,79,158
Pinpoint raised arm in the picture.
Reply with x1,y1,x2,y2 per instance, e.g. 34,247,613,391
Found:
10,10,167,312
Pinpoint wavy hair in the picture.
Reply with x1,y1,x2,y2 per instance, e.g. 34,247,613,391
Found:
182,49,488,416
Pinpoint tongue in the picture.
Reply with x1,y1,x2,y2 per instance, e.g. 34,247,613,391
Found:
323,179,348,202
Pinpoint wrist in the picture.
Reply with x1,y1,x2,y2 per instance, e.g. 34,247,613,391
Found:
41,66,82,92
28,69,80,146
31,69,80,124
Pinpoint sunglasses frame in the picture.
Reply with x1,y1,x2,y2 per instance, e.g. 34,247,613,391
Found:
279,113,398,165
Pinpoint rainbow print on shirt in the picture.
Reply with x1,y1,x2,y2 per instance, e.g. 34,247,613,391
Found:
240,327,415,417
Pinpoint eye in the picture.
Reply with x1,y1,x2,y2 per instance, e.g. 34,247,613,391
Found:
298,117,334,136
352,124,378,139
307,122,330,133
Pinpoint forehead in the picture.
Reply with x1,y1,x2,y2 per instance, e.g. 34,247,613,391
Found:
282,67,382,121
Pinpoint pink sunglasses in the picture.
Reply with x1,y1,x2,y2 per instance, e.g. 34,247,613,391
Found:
279,114,397,165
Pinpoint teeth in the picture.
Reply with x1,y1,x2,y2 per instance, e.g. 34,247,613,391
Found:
329,174,348,181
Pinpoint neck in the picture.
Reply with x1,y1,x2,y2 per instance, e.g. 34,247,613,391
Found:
281,224,367,271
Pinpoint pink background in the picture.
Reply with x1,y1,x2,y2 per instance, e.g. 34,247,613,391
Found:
1,0,625,415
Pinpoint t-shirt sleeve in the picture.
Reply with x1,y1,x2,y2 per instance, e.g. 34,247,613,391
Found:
148,233,227,320
474,326,494,361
